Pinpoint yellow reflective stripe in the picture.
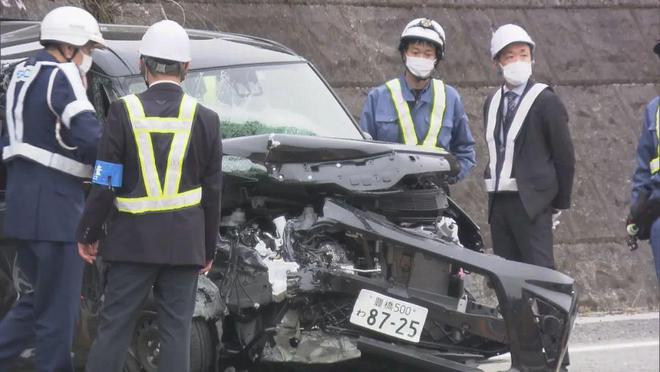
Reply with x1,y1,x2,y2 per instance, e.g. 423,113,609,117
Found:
122,94,146,119
386,79,418,145
415,144,447,153
119,94,199,213
651,157,660,174
115,187,202,214
386,79,446,148
421,79,446,148
123,95,161,197
164,95,197,195
655,105,659,174
160,94,195,196
134,128,163,197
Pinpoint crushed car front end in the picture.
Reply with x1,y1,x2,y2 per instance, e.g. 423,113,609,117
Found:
210,134,578,372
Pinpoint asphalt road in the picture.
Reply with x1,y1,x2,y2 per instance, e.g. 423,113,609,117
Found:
9,312,659,372
478,312,660,372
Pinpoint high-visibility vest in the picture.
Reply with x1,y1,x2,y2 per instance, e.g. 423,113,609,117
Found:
114,94,202,214
3,60,94,178
385,78,447,150
484,83,547,192
650,104,660,175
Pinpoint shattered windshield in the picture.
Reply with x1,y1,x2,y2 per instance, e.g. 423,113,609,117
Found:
122,62,362,140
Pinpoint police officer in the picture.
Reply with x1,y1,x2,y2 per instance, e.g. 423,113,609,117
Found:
484,24,575,371
0,6,104,372
360,18,476,182
629,41,660,281
76,20,222,372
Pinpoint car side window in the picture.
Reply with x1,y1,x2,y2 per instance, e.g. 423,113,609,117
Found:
87,71,112,126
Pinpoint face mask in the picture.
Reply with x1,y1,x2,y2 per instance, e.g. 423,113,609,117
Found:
500,60,532,87
405,56,436,79
78,52,93,75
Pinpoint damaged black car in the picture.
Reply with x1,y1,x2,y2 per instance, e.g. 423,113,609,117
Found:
0,20,578,372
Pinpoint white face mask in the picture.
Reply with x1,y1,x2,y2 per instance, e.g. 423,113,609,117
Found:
500,60,532,87
78,52,93,75
405,56,436,79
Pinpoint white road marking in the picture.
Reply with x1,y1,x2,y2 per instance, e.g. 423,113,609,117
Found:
575,312,659,324
568,340,659,353
486,340,660,361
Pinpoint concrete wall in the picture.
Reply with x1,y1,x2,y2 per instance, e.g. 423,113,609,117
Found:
3,0,659,311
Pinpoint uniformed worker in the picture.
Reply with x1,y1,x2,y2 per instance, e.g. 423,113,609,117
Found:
483,24,575,269
629,41,660,281
76,20,222,372
360,17,476,183
483,26,574,369
0,6,104,372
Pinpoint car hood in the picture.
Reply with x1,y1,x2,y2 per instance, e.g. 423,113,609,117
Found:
223,134,459,168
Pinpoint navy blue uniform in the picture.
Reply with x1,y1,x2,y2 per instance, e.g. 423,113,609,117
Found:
360,75,476,181
631,96,660,280
0,49,101,372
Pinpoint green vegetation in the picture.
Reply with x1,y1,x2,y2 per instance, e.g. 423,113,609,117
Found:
221,120,315,139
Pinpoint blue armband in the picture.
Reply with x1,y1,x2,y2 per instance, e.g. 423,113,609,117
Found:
92,160,123,187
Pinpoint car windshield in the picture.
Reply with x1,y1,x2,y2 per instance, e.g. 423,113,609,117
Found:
121,62,362,140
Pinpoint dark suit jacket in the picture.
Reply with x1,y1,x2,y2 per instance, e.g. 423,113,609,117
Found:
483,81,575,220
77,83,222,266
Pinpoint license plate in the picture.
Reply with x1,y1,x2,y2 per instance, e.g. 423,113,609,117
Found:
349,289,428,343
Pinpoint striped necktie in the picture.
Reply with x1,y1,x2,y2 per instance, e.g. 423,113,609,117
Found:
503,91,519,133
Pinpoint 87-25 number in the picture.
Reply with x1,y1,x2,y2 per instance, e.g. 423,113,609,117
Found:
366,309,420,338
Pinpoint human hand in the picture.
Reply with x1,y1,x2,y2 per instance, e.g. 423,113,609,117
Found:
78,241,99,264
552,209,562,230
201,260,213,274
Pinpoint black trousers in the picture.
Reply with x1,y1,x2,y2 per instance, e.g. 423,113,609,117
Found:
490,193,570,367
85,262,199,372
490,192,555,269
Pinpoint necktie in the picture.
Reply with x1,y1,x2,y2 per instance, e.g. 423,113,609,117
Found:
503,91,518,134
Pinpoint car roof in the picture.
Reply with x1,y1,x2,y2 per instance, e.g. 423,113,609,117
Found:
0,21,305,76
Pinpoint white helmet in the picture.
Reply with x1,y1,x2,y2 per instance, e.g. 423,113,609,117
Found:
400,18,446,60
139,20,191,63
40,6,106,47
490,24,535,60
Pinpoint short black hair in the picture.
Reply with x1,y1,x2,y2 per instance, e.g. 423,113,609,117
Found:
494,42,534,62
142,56,183,77
398,37,444,60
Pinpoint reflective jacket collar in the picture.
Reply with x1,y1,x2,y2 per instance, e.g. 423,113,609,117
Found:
398,74,433,104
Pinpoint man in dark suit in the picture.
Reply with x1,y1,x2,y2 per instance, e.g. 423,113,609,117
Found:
483,23,575,270
0,7,104,372
483,23,575,372
76,20,222,372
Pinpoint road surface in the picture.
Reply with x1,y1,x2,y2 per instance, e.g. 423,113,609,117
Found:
478,312,659,372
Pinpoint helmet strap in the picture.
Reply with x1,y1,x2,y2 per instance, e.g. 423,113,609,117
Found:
56,45,79,63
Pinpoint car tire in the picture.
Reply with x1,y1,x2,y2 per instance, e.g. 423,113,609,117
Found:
190,318,216,372
124,314,216,372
